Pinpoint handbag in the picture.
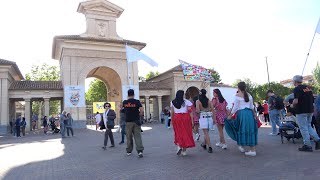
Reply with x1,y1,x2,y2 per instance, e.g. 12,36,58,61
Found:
99,120,106,130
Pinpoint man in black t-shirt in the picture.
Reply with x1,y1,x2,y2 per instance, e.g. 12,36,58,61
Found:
122,89,144,157
291,75,320,152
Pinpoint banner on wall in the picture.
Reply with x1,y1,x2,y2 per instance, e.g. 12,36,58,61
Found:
179,60,214,82
122,85,139,101
64,86,86,108
93,102,116,113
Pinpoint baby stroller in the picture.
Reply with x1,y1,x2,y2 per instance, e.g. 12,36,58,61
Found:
50,121,60,134
279,121,302,144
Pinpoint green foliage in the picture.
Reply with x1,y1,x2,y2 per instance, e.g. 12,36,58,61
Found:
209,68,222,83
232,78,257,94
312,63,320,93
86,79,108,105
25,64,60,81
146,71,159,80
253,82,292,102
232,78,292,102
25,64,61,116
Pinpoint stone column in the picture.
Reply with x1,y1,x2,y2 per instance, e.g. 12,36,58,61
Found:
24,98,31,131
44,98,50,117
157,96,162,122
0,79,9,135
145,96,150,121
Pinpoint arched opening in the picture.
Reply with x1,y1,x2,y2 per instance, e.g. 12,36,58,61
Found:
185,86,200,100
85,66,122,125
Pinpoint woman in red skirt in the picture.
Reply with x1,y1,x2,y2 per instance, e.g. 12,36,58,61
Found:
171,90,195,156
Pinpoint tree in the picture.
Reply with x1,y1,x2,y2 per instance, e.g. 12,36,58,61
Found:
146,71,159,80
25,64,60,81
25,64,61,116
232,78,257,94
85,79,108,105
253,82,292,102
209,68,222,83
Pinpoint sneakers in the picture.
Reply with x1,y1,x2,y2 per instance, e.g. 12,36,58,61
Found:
201,143,207,150
119,141,124,145
176,146,182,155
109,145,115,148
138,152,143,158
315,140,320,150
298,145,313,152
216,142,227,149
182,151,187,156
208,147,213,153
102,146,106,150
221,144,227,149
269,133,277,136
238,146,245,153
215,142,222,147
245,151,256,156
195,133,200,141
127,152,132,156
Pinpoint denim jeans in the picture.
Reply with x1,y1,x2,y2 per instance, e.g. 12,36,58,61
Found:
60,123,65,137
120,125,126,142
296,113,320,146
164,115,169,128
269,109,281,134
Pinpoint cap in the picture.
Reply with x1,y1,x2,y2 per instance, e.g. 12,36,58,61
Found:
293,75,303,83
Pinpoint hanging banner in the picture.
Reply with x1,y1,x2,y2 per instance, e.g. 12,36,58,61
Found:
64,86,86,108
179,60,214,82
93,102,116,113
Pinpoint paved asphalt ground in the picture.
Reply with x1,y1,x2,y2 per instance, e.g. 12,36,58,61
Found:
0,123,319,180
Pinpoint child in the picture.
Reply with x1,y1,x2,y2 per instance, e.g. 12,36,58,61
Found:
280,106,296,130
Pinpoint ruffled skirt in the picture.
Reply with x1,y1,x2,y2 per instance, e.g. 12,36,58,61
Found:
172,113,195,148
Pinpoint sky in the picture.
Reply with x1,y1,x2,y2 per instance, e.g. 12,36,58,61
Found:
0,0,320,86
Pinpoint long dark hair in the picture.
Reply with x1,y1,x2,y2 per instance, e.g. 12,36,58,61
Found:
172,90,185,109
238,82,249,102
213,89,225,103
192,96,199,108
199,89,209,108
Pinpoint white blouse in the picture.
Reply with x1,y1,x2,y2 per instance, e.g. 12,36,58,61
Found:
171,99,193,113
231,95,254,114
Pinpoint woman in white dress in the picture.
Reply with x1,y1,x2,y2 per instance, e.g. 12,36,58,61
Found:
225,82,258,156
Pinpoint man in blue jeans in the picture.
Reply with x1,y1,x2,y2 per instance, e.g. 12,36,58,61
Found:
292,75,320,152
267,90,282,135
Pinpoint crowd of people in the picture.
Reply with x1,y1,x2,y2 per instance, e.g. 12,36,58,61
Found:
9,111,74,138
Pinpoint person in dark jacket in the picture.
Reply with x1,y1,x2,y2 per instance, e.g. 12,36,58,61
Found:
15,116,21,137
102,102,116,150
119,105,126,144
43,116,48,135
21,117,27,136
66,113,74,137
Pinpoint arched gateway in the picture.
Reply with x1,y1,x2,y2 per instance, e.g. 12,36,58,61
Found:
52,0,145,128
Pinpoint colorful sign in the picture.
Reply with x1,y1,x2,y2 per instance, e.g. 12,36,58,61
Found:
179,60,214,82
64,86,86,107
93,102,116,114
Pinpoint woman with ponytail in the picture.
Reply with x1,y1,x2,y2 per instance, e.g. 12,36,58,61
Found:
196,89,215,153
225,82,258,156
171,90,195,156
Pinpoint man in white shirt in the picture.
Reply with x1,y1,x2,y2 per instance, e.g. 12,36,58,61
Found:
95,112,101,130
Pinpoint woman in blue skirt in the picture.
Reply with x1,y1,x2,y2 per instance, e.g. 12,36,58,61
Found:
225,82,258,156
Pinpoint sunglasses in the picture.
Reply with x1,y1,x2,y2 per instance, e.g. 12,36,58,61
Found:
105,106,110,108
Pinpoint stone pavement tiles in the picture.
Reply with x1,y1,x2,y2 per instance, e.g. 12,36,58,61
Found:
0,124,320,180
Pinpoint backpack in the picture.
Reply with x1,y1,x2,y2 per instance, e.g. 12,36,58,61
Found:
273,96,284,110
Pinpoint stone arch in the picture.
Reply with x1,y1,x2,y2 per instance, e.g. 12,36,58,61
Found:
86,66,122,104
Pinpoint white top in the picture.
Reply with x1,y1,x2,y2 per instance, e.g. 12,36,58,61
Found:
231,95,254,114
170,99,192,113
95,114,101,124
103,109,110,126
